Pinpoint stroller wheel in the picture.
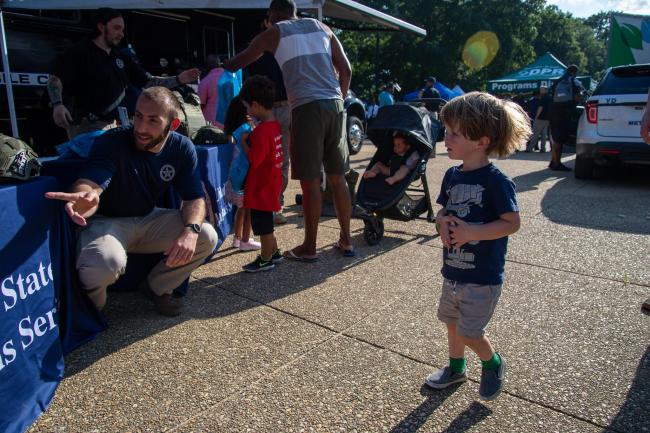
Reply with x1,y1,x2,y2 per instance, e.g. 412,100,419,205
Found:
295,194,303,206
363,218,384,245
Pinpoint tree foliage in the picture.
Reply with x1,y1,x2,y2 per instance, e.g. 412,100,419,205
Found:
333,0,610,100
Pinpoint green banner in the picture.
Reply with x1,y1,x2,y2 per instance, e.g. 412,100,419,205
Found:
608,13,650,67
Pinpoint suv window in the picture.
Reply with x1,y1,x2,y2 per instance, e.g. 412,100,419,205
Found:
593,65,650,95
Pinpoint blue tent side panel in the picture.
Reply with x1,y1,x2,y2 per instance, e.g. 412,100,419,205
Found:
433,82,455,100
450,85,465,98
403,90,419,101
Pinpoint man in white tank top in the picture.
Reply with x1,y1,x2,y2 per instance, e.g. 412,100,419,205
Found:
225,0,355,261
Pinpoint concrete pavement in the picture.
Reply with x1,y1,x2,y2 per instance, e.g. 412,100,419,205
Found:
30,143,650,433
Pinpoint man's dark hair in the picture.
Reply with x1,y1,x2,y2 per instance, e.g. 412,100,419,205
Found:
567,64,578,74
269,0,297,16
139,86,182,123
92,8,122,38
239,75,275,110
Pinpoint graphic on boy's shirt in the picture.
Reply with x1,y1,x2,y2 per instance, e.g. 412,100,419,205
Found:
444,183,485,270
446,183,484,217
274,133,283,169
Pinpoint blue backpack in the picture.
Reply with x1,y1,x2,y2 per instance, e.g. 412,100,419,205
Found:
228,123,252,192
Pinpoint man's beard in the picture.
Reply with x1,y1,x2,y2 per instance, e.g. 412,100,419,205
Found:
135,123,172,151
104,34,120,48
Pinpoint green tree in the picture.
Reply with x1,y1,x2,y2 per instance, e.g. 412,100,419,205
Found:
335,0,606,99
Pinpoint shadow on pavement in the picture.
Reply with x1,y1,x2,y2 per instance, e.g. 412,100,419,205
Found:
512,163,650,235
62,229,427,377
389,385,491,433
605,344,650,432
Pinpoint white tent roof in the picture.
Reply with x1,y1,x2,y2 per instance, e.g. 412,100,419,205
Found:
0,0,425,136
2,0,426,36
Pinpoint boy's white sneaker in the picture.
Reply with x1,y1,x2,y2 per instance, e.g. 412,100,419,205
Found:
239,239,262,251
232,237,241,249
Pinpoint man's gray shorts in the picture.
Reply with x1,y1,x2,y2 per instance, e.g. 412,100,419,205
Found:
437,278,502,339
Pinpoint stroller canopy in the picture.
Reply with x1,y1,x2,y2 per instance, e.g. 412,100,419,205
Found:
368,104,433,151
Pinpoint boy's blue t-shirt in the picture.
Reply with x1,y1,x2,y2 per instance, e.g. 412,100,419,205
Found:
79,127,204,217
436,163,518,285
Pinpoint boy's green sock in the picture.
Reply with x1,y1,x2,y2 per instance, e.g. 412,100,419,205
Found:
449,357,466,374
481,352,501,371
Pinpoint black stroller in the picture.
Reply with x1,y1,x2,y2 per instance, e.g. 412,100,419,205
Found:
356,101,445,245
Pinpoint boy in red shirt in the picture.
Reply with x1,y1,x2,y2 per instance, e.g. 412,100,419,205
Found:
238,75,284,272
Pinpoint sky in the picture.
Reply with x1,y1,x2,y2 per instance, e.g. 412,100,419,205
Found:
547,0,650,17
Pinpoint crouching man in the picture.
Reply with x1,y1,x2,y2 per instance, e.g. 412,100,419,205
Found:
46,87,218,316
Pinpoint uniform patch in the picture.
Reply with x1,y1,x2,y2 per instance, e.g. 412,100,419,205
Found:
115,58,125,69
159,164,175,182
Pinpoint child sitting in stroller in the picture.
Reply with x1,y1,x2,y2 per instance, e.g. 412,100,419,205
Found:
362,131,420,185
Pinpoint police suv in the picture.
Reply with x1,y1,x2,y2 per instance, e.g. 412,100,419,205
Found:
575,64,650,179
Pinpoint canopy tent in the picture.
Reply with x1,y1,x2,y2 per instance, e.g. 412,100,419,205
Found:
2,0,426,36
487,52,593,95
0,0,426,136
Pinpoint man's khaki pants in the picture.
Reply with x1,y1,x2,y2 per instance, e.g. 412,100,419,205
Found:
76,208,219,310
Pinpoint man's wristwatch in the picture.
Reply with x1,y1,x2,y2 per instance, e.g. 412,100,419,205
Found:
49,100,63,108
184,223,202,234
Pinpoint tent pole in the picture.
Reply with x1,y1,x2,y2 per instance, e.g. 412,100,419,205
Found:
230,20,235,57
317,6,323,21
0,9,19,137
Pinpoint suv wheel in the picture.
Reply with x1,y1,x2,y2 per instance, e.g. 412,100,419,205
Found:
574,156,594,179
347,115,364,155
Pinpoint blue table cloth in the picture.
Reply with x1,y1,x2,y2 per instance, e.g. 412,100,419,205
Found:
0,176,104,433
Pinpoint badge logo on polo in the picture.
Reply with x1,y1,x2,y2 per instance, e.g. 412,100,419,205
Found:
116,58,125,69
160,164,175,182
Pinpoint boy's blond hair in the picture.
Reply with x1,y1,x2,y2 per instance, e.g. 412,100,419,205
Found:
440,92,532,158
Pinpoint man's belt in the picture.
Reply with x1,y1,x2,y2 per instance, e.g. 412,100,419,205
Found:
87,89,126,121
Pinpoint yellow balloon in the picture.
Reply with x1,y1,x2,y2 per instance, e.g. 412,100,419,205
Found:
463,31,500,70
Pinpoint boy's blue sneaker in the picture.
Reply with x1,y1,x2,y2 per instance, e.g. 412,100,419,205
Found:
271,249,284,264
243,255,275,273
425,366,467,389
479,354,507,401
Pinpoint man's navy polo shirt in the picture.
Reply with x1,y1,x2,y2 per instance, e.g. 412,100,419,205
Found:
79,127,204,218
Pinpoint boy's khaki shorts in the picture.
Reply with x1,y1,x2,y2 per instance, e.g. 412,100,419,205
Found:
290,99,349,180
437,278,502,339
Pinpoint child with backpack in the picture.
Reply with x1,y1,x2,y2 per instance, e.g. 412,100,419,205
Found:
224,97,261,252
237,75,284,273
425,92,530,401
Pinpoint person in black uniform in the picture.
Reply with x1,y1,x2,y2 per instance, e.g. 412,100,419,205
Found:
419,76,441,111
47,8,200,139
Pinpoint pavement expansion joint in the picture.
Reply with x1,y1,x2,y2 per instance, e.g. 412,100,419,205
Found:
421,242,650,289
185,280,619,432
164,287,400,432
506,258,650,288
